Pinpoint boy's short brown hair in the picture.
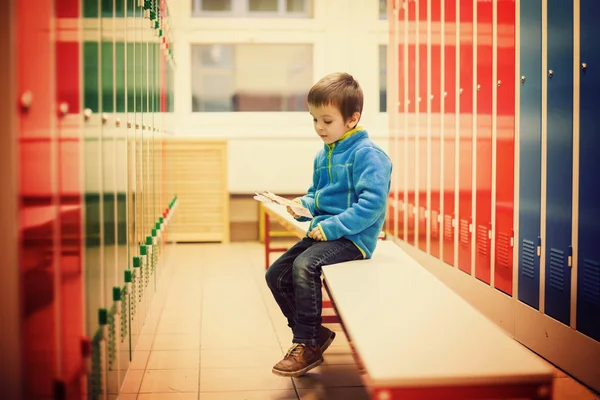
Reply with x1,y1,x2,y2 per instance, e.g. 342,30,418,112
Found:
307,72,363,122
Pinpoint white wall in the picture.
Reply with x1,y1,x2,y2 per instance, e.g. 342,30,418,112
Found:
170,0,390,194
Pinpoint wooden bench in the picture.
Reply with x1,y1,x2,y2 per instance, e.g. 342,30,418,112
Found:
322,241,554,400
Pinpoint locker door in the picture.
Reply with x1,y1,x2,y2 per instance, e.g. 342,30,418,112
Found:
544,0,573,326
396,2,408,242
458,0,474,274
494,0,516,296
417,0,429,252
442,0,457,266
577,0,600,342
386,1,397,239
429,0,442,259
475,0,493,284
55,0,84,397
17,0,58,398
518,0,542,310
407,0,417,245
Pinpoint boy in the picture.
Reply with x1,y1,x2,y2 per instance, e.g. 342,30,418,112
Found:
265,72,392,377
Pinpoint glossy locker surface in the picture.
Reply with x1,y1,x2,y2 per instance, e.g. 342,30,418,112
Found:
577,0,600,342
417,0,428,252
518,0,542,310
545,0,573,326
56,0,84,397
429,0,442,259
475,0,493,284
494,0,515,296
442,0,457,266
458,0,474,274
407,0,417,245
18,0,58,397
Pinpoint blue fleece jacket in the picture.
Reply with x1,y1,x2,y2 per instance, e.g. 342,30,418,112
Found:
297,127,392,259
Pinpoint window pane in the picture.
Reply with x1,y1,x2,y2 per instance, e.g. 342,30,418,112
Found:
249,0,278,12
286,0,305,12
379,0,387,19
202,0,231,11
379,45,387,112
191,44,313,112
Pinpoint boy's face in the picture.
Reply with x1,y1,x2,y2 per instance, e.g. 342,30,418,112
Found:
308,103,358,145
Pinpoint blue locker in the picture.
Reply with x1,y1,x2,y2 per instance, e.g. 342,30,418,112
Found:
518,0,543,310
544,0,573,325
577,0,600,342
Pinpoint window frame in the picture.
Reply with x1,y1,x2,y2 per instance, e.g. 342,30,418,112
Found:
192,0,313,18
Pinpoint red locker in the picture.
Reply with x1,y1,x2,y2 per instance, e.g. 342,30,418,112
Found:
387,0,397,238
407,0,417,245
56,0,84,397
475,0,494,284
417,0,428,252
442,0,457,266
458,0,474,274
395,0,408,241
429,0,442,258
494,0,516,295
17,0,58,398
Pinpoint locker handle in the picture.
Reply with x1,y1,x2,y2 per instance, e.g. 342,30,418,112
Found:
582,63,587,72
568,245,573,267
537,236,541,257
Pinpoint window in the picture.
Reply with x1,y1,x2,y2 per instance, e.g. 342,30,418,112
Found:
379,45,387,112
191,44,313,112
379,0,387,19
192,0,312,18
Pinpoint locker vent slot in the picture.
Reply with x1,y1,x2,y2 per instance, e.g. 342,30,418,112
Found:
548,248,565,292
444,215,453,242
521,239,536,279
431,210,439,239
581,259,600,306
477,225,488,256
496,232,510,268
459,219,470,247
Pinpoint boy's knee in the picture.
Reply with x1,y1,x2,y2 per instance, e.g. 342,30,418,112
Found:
292,255,314,281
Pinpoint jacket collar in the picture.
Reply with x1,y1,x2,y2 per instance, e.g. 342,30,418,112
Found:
324,126,367,152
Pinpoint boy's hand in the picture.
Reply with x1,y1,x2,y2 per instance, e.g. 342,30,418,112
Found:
286,206,300,219
308,227,324,241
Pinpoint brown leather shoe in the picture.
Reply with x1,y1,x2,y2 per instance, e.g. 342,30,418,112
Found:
319,326,336,354
272,343,323,377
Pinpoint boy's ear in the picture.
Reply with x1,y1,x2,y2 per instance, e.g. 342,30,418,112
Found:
347,112,361,129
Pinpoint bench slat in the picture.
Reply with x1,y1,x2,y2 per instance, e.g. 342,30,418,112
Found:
322,241,553,388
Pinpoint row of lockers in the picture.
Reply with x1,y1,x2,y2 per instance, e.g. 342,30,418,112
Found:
385,0,599,344
14,0,176,399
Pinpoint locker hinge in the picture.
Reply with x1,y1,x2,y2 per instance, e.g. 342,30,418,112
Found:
437,213,442,223
510,229,515,247
488,230,492,240
452,218,456,228
469,223,473,233
537,236,542,257
568,245,573,267
425,209,429,219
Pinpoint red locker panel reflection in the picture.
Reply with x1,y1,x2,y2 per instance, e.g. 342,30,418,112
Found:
18,0,57,398
407,0,417,245
475,0,493,284
495,0,516,295
56,0,84,395
387,0,397,238
458,0,474,274
429,0,442,258
417,0,428,252
443,0,457,266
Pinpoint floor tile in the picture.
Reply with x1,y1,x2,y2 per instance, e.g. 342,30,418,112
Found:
293,364,364,389
298,386,370,400
199,368,295,392
139,369,199,393
130,350,151,370
138,393,199,400
200,347,283,369
147,350,201,370
199,390,298,400
152,334,200,350
121,369,145,393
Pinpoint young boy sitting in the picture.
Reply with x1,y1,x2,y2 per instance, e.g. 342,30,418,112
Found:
265,72,393,377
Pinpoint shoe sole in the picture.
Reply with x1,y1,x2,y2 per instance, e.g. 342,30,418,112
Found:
320,330,336,354
272,357,324,378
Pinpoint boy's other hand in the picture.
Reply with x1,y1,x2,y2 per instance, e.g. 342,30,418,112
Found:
308,227,324,241
286,206,300,219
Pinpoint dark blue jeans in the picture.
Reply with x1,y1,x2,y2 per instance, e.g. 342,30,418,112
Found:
265,237,363,346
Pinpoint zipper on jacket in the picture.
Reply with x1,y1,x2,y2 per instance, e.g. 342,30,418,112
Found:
327,143,335,182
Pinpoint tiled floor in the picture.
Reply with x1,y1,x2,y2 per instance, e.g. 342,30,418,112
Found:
118,242,600,400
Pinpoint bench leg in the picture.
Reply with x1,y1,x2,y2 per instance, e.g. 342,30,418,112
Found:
370,381,553,400
263,210,289,270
